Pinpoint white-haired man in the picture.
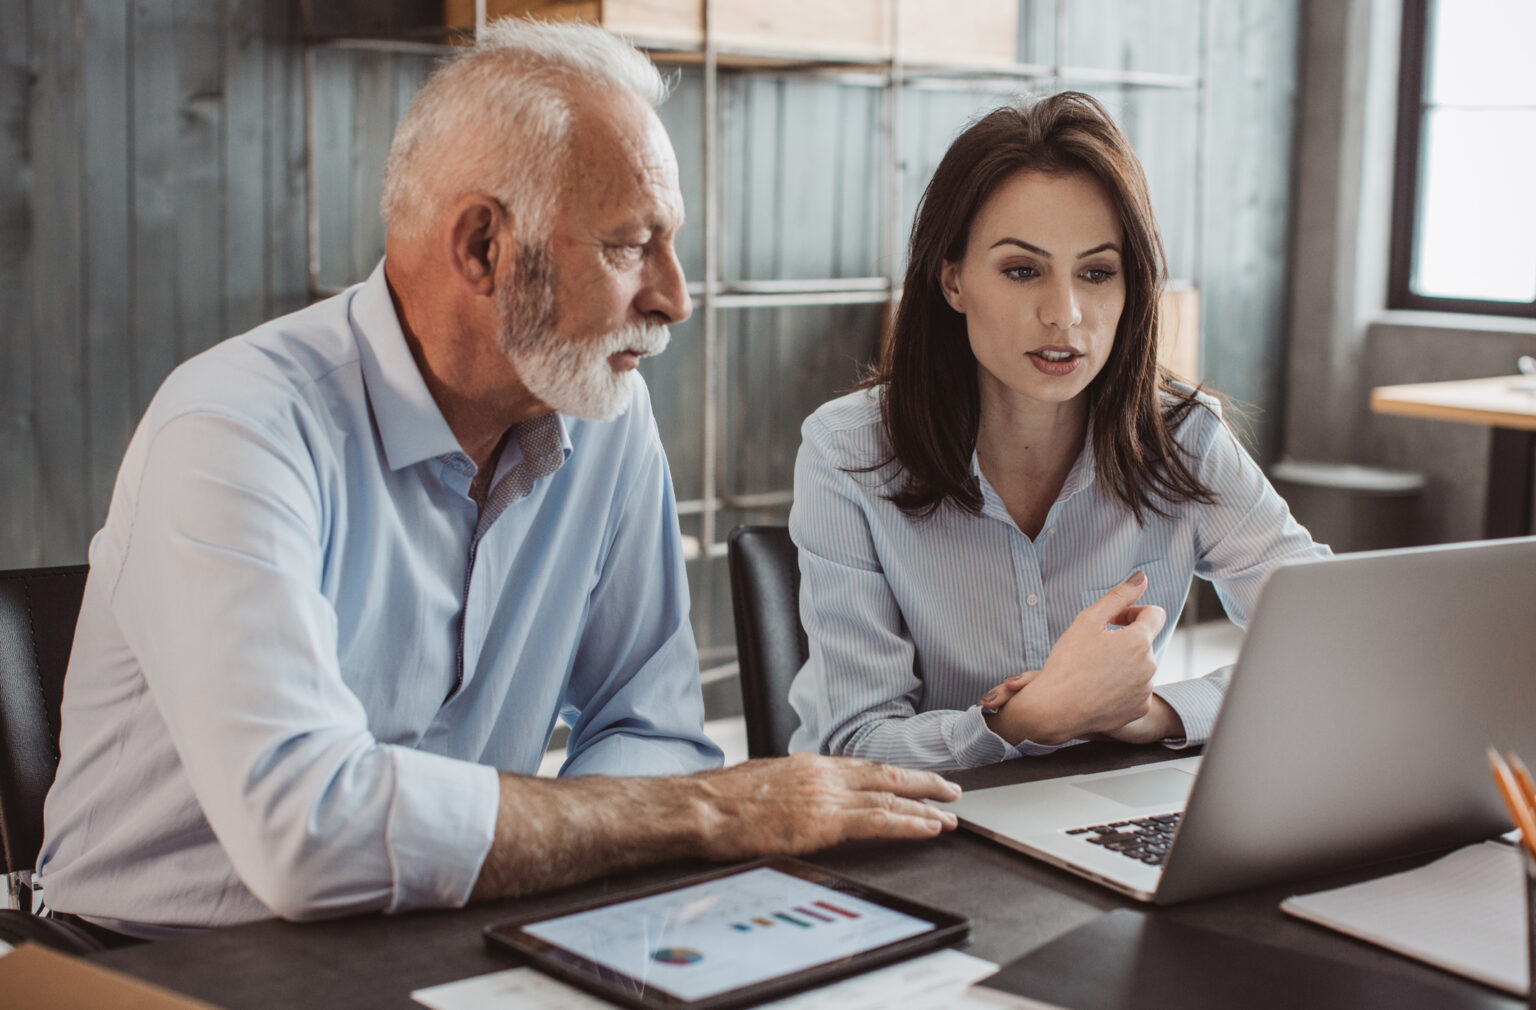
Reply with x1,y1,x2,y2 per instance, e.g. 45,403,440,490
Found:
35,20,959,943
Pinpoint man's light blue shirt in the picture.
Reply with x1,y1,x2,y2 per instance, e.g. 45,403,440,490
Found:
37,263,721,938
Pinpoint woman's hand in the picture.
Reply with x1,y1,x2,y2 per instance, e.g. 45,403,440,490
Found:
980,572,1166,746
1101,694,1184,744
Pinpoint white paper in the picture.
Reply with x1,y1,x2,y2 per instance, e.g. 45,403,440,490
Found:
1281,839,1528,996
760,948,997,1009
411,948,998,1010
412,967,616,1010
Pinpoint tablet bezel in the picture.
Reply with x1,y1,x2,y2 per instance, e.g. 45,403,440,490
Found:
482,857,970,1010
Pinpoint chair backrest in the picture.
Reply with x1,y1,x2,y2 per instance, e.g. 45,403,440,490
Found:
0,565,88,876
726,526,807,759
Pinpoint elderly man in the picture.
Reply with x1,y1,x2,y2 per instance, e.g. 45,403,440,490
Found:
35,20,959,943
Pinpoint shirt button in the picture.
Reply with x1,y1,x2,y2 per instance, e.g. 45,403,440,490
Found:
1026,593,1040,607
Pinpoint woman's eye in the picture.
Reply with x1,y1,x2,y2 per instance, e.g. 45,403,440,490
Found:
1082,268,1117,284
1002,265,1038,281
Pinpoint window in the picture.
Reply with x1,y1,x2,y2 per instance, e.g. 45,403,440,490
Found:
1389,0,1536,317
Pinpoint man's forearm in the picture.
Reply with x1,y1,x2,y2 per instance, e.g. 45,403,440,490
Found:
468,754,964,903
469,771,707,901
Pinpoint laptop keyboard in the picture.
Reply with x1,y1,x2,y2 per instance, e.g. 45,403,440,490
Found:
1066,813,1181,866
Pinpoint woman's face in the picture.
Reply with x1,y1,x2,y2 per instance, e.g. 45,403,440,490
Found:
940,170,1126,414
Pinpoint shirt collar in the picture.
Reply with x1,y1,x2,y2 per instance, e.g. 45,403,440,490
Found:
1057,414,1098,502
351,261,464,471
349,260,575,475
970,413,1099,519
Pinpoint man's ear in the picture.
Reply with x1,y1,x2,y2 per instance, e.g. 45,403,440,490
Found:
939,260,965,314
448,194,507,296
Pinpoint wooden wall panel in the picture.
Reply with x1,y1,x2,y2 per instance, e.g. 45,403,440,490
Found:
81,0,137,527
830,85,881,278
223,0,272,337
261,0,307,325
1201,0,1302,460
173,0,228,362
347,51,395,282
311,47,356,294
30,0,88,565
130,0,186,405
1,0,39,566
2,0,306,568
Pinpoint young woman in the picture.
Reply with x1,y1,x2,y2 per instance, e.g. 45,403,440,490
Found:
786,92,1327,770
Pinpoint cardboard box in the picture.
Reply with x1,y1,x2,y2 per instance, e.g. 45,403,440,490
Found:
1158,285,1200,382
443,0,1018,66
0,943,224,1010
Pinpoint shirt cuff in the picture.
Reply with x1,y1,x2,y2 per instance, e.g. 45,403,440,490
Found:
945,706,1017,767
1015,737,1080,756
381,747,500,913
1153,676,1227,748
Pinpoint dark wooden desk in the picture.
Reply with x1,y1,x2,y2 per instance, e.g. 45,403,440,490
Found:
92,743,1522,1009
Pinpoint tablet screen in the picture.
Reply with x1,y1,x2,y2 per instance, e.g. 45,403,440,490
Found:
501,862,955,1005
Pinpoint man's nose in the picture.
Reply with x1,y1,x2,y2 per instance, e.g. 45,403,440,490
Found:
639,244,691,325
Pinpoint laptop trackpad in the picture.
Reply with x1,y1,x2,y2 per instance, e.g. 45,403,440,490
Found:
1074,766,1196,807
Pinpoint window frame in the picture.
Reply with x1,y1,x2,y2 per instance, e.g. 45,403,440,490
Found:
1388,0,1536,318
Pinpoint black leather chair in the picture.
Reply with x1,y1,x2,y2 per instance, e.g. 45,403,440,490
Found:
726,526,808,758
0,564,105,952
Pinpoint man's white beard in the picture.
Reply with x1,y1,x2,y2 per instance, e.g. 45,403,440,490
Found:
496,249,670,422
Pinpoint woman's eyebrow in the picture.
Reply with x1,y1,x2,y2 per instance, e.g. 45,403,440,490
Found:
988,237,1049,255
986,238,1122,258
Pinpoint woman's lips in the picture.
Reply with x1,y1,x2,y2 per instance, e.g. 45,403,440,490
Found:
1027,351,1082,377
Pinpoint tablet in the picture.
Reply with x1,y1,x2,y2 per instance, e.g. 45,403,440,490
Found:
483,858,970,1010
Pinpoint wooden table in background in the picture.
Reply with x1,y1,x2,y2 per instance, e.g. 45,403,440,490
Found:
1370,375,1536,538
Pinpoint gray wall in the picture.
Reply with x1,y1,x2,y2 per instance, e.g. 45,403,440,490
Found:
2,0,309,568
1285,0,1536,544
3,1,1304,665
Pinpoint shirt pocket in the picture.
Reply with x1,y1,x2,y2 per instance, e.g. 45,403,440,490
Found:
1078,557,1189,625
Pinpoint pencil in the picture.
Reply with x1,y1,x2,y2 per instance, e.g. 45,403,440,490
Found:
1486,747,1536,861
1507,752,1536,809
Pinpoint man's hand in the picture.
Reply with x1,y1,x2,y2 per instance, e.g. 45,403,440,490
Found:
469,755,961,903
981,572,1166,746
689,754,961,861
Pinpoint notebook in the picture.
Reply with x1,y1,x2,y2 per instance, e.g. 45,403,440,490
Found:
945,536,1536,903
1281,839,1529,996
972,909,1518,1009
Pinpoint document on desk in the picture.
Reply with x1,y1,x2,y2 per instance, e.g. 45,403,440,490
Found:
411,948,999,1010
1280,839,1527,996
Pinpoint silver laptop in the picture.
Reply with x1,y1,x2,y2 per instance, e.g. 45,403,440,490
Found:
946,536,1536,904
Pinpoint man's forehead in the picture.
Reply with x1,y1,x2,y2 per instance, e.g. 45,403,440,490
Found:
561,96,684,229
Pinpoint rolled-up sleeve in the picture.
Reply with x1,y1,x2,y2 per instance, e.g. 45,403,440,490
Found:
112,412,499,920
787,419,1015,771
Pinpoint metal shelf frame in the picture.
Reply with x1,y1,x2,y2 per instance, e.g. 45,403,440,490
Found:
297,0,1213,674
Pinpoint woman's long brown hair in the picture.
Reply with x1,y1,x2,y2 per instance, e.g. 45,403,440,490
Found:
864,92,1216,522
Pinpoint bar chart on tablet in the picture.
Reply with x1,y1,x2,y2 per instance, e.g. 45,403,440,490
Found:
523,869,932,1001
